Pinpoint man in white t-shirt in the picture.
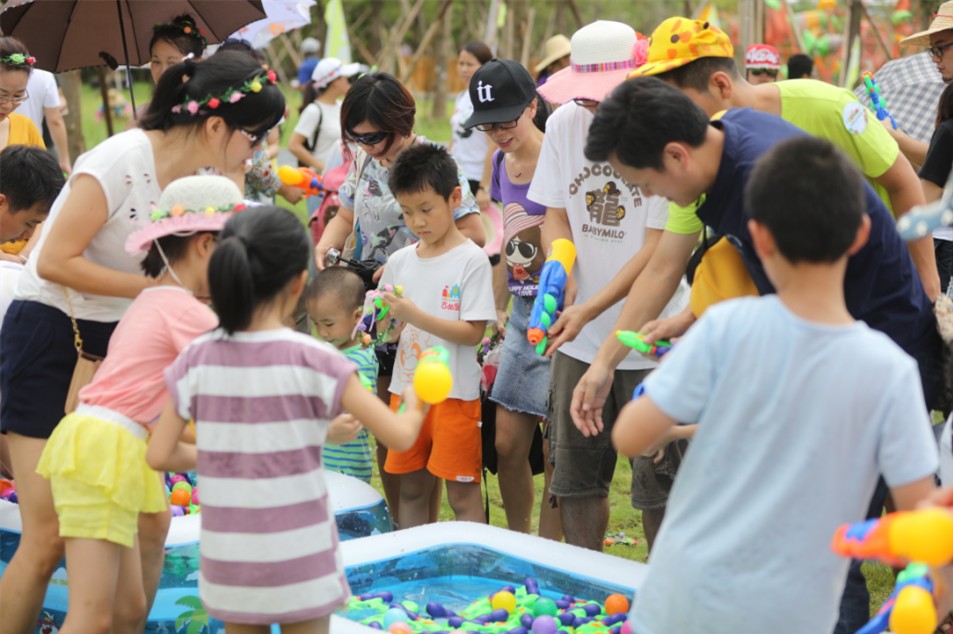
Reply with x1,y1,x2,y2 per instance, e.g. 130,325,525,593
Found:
19,69,70,174
531,21,687,551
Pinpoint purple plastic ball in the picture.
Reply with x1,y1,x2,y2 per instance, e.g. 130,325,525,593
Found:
531,615,558,634
170,505,186,517
520,613,534,629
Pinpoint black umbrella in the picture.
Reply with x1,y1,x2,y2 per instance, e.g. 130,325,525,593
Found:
0,0,267,114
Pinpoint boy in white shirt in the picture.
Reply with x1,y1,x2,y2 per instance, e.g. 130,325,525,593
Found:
380,144,496,528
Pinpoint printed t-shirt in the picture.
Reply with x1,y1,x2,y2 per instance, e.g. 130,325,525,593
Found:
491,150,547,297
527,102,678,370
380,240,496,401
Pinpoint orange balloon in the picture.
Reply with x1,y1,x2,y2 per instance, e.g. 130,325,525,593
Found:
605,593,630,615
170,488,191,507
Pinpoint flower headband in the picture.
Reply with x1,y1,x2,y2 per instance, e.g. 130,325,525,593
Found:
153,19,208,47
0,53,35,67
150,201,246,222
171,69,278,115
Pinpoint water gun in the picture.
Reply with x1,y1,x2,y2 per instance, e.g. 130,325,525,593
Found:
862,71,898,130
398,346,453,412
278,164,324,197
526,239,576,355
831,508,953,634
615,330,672,359
355,284,403,347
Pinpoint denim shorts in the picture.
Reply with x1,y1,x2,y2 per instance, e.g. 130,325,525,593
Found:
489,296,551,418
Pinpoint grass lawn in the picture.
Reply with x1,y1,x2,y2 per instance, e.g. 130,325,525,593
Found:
79,80,895,619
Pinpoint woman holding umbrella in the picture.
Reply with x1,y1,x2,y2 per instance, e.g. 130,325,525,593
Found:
0,51,284,634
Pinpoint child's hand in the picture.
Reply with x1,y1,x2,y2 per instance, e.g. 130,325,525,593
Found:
382,291,419,324
327,413,363,444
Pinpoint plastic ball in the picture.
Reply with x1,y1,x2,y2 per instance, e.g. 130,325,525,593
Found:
531,615,558,634
170,474,187,484
170,505,185,517
190,488,200,505
604,594,630,615
426,602,447,618
383,607,408,629
491,591,516,614
533,597,558,617
620,619,633,634
889,585,936,634
169,489,191,507
388,623,412,634
7,491,17,504
172,481,192,494
413,360,453,404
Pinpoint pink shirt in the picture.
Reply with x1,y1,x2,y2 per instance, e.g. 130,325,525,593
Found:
80,286,218,425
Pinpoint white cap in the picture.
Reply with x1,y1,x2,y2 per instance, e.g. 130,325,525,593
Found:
311,57,362,89
301,37,321,55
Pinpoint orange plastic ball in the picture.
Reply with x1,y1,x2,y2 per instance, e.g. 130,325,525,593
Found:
169,488,191,507
388,623,412,634
604,593,630,615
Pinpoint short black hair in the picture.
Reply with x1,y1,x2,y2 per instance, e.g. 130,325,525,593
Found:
0,145,65,214
388,143,459,200
150,14,207,59
585,76,709,170
341,72,416,158
306,266,365,310
745,136,864,263
656,57,740,92
787,54,814,80
140,233,211,278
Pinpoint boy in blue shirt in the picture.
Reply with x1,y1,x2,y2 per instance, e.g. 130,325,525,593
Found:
612,135,938,633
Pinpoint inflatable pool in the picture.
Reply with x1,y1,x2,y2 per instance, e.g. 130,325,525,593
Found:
0,470,392,633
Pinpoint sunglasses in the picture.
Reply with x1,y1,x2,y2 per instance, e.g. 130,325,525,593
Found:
572,97,600,109
749,69,778,77
348,130,390,146
475,118,520,133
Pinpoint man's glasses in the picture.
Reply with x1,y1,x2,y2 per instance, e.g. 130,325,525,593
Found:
475,119,519,132
930,41,953,59
572,97,600,109
0,90,29,106
348,130,390,146
750,69,778,77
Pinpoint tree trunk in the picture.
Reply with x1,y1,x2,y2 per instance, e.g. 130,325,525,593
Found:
59,70,85,159
432,2,452,121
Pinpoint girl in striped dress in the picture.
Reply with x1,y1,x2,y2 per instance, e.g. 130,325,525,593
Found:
147,206,424,631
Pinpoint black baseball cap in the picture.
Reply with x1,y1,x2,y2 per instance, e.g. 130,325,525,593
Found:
463,59,538,129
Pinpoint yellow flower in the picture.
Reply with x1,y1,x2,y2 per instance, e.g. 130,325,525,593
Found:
205,207,216,216
250,80,262,93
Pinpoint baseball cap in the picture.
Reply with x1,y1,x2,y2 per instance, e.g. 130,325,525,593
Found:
463,59,538,129
745,44,781,70
311,58,362,89
629,17,734,78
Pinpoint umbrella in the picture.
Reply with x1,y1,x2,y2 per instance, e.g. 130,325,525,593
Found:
230,0,315,50
0,0,266,73
852,51,946,144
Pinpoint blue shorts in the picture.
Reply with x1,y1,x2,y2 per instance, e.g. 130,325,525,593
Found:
489,296,551,418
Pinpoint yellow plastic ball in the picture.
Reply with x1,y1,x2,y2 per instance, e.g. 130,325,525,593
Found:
890,508,953,567
491,591,517,614
413,360,453,404
889,586,937,634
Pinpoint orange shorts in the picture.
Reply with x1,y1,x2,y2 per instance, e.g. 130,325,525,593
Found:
384,395,482,483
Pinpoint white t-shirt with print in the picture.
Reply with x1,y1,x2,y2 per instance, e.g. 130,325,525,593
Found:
450,91,489,182
16,128,161,322
293,101,342,167
380,240,496,401
527,102,686,370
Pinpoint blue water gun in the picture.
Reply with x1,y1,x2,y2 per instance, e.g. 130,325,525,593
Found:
857,563,935,634
526,239,576,355
863,71,898,130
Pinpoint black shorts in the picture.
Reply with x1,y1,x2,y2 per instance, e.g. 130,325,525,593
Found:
0,300,117,439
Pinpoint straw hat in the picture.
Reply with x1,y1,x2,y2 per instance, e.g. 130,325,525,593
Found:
125,175,245,255
901,1,953,47
629,17,734,78
534,34,571,74
538,21,639,104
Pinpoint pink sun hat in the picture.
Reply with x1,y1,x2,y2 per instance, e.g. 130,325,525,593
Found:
538,21,646,104
125,175,246,255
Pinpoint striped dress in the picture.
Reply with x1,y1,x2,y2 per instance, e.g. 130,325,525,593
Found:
165,328,356,624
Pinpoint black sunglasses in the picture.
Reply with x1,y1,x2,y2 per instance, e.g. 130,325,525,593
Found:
750,69,778,77
348,130,390,146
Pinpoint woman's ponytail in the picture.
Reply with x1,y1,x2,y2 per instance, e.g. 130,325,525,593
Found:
209,235,256,335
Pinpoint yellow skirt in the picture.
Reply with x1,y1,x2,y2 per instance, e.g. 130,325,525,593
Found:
37,408,167,547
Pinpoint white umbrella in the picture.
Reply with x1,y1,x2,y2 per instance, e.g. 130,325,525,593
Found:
231,0,316,49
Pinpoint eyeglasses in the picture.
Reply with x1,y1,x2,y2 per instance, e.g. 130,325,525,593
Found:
572,97,600,109
475,119,519,133
238,127,266,148
0,90,29,106
749,69,778,77
347,130,390,146
930,40,953,59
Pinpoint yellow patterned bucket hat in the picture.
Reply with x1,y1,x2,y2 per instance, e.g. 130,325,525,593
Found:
629,17,734,78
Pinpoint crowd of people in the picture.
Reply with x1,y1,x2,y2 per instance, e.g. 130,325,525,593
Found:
0,6,952,634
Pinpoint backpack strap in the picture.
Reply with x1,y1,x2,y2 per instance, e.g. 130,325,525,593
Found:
305,104,324,153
